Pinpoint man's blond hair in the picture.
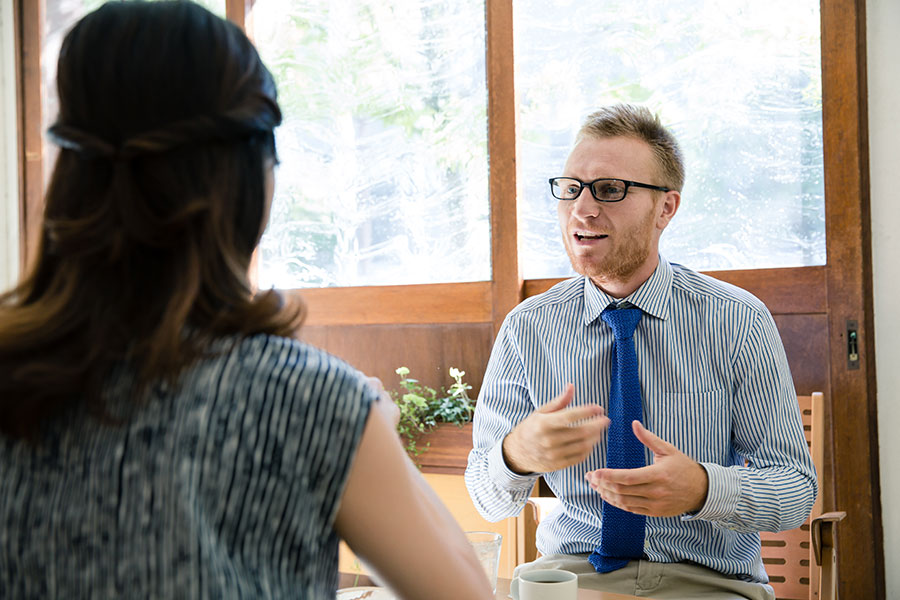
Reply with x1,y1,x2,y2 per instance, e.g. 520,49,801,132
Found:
577,104,685,192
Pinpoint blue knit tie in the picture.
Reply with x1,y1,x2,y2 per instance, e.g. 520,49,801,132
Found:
589,304,646,574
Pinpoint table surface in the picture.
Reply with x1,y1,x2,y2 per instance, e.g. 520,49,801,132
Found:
338,573,644,600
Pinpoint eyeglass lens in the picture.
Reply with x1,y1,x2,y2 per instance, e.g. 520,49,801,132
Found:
551,178,626,202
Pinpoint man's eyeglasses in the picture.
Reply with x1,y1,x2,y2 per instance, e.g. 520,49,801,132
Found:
548,177,671,203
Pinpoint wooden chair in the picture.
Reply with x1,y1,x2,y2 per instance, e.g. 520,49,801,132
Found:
517,495,558,565
517,392,846,600
760,392,846,600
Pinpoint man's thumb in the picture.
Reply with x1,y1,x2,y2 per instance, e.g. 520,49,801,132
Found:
633,420,672,455
539,383,575,413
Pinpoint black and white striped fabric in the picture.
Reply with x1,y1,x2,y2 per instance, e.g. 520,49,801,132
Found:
0,334,375,599
465,255,817,584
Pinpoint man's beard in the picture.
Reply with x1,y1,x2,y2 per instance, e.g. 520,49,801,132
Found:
565,203,657,284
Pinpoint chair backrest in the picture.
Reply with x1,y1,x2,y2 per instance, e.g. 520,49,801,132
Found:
517,496,558,565
759,392,824,600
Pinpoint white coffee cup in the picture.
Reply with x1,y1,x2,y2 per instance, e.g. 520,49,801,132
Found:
510,569,578,600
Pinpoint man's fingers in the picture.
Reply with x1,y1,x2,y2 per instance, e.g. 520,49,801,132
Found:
543,418,612,463
586,464,657,487
601,492,652,515
547,415,609,449
539,409,607,439
541,427,602,460
556,404,606,426
632,421,674,456
589,475,656,498
538,383,575,414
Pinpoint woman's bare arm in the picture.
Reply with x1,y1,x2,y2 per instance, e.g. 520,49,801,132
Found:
334,406,493,600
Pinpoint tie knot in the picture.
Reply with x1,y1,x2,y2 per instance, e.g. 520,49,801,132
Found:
601,305,642,339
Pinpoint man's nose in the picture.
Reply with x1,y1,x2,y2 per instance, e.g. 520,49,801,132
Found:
571,186,600,219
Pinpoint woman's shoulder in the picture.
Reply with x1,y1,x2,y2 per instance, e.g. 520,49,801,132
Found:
223,333,365,387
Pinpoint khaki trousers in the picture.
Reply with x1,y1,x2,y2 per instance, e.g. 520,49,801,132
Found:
513,554,775,600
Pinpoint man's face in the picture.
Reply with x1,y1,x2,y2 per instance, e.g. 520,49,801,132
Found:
557,135,679,294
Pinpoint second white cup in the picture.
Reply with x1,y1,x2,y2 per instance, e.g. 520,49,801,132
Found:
510,569,578,600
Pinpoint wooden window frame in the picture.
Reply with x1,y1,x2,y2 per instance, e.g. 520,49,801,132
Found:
14,0,882,596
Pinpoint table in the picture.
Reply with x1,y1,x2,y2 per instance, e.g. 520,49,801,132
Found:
339,573,645,599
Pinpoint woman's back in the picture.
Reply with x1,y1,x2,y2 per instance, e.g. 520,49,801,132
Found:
0,335,373,599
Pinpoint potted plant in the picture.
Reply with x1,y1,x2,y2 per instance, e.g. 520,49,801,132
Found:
391,366,476,473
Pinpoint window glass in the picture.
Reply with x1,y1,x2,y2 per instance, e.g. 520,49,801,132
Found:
515,0,825,278
253,0,490,288
42,0,227,184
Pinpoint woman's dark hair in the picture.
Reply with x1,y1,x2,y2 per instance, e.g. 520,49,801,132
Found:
0,1,304,438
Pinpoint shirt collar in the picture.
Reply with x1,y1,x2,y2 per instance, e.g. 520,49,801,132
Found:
582,255,673,325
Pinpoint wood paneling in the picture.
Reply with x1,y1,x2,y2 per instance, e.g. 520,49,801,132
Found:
225,0,255,40
704,266,827,315
15,0,41,273
773,314,831,398
486,0,523,335
12,0,23,276
414,422,473,475
299,322,493,397
820,0,883,597
294,282,492,326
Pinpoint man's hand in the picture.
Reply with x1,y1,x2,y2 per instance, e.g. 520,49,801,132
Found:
365,376,400,429
584,421,709,517
502,384,609,475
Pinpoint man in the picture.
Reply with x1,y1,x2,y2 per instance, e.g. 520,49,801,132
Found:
465,104,816,600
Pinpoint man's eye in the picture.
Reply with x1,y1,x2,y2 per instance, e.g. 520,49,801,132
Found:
564,185,581,195
599,185,624,196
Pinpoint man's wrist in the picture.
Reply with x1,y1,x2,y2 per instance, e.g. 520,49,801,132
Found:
501,432,531,475
689,461,710,513
488,439,538,488
683,462,741,521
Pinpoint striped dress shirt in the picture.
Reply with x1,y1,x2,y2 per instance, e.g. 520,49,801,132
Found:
465,256,816,583
0,334,375,599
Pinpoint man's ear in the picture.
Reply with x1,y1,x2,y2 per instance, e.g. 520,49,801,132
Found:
656,190,680,231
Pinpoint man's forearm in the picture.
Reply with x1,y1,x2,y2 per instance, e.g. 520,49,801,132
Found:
465,441,538,522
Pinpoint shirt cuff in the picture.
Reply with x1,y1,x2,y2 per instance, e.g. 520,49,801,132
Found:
682,462,741,522
488,437,540,491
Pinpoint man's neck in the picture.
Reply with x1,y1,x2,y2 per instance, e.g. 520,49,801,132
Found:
589,255,660,298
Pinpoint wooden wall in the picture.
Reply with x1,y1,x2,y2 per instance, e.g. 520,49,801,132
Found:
300,322,494,395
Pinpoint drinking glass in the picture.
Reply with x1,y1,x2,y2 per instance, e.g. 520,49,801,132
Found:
464,531,502,593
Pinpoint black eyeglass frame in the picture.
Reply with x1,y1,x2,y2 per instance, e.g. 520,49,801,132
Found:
548,177,671,203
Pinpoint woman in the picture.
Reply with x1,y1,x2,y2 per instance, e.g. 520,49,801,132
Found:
0,2,493,598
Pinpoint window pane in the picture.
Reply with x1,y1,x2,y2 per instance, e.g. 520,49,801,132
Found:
253,0,490,288
42,0,227,185
515,0,825,278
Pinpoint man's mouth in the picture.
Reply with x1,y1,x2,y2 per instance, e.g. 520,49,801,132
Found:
574,232,608,241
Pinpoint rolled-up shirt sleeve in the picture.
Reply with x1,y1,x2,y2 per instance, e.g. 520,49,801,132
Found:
465,315,540,521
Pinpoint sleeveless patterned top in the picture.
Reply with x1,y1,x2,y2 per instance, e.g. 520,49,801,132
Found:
0,334,375,598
